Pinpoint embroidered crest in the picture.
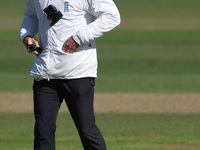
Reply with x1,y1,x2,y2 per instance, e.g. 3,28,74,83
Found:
64,1,69,12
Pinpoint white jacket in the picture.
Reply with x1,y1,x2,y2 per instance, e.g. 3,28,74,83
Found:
19,0,121,80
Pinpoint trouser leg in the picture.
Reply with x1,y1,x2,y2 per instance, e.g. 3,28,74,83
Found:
62,78,107,150
33,80,62,150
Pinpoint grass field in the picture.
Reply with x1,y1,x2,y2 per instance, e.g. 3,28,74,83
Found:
1,0,200,150
1,113,200,150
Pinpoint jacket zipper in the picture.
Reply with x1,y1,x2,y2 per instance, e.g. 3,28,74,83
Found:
46,28,53,81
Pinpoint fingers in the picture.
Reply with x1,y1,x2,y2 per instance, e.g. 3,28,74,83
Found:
63,43,74,54
23,36,40,55
62,37,79,54
28,39,40,55
27,47,39,55
33,39,40,48
63,39,74,54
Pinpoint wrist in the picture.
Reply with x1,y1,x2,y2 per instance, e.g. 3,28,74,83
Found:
23,35,34,45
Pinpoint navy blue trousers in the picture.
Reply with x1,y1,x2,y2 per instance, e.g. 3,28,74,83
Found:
33,78,107,150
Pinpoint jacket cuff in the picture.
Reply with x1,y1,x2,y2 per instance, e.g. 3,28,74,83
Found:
72,34,81,45
19,30,32,43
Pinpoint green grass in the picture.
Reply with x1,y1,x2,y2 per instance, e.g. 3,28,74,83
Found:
96,43,200,93
98,30,200,45
1,113,200,150
0,0,26,17
114,0,200,17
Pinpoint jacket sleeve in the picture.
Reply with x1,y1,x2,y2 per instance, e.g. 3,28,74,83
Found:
72,0,121,45
19,0,39,42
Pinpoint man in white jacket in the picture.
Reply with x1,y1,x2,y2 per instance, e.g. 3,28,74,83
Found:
19,0,120,149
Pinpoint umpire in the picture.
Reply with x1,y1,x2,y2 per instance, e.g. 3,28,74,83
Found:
19,0,120,150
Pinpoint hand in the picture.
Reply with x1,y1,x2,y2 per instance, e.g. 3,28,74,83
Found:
62,37,79,54
23,36,40,55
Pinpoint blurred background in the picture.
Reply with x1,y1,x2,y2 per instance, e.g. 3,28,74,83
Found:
1,0,200,150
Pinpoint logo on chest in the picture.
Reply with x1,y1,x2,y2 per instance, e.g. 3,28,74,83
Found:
64,1,69,12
